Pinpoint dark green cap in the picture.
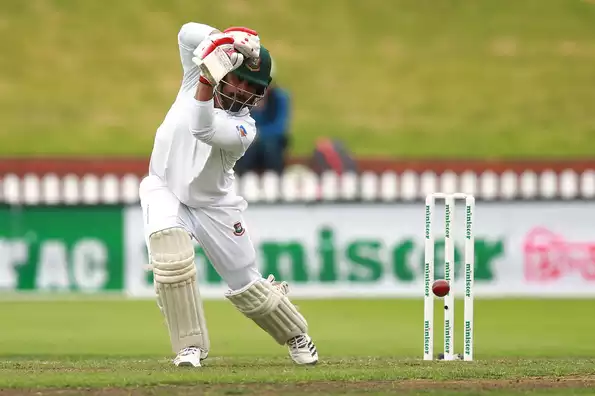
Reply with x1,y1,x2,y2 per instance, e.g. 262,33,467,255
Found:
232,45,273,88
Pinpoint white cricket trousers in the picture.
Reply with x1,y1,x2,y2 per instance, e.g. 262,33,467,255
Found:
139,175,262,290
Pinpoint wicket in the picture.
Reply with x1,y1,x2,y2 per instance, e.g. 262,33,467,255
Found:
424,192,475,361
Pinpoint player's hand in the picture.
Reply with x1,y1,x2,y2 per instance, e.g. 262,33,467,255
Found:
224,27,261,59
192,35,244,86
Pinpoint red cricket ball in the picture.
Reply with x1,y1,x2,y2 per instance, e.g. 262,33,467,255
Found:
432,279,450,297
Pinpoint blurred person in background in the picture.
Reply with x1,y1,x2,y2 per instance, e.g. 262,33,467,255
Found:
235,59,291,175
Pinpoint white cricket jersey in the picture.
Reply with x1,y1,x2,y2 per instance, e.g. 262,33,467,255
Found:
147,22,257,209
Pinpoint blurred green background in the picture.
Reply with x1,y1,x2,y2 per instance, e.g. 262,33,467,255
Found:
2,0,595,158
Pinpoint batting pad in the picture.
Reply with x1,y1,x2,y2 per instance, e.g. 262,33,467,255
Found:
225,277,308,345
150,227,210,355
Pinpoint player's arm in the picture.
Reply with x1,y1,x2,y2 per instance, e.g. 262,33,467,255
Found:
187,35,256,152
188,33,260,152
178,23,221,77
189,93,254,153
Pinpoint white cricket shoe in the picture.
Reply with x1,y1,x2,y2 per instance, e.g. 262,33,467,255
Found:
288,334,318,365
173,346,203,367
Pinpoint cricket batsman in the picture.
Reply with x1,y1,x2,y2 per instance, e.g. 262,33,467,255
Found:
138,21,318,367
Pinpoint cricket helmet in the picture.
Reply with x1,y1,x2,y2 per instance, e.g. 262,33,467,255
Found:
215,45,273,114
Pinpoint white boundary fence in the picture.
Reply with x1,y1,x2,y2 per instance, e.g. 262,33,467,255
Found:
1,169,595,205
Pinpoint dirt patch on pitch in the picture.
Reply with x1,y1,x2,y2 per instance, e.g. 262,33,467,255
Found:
3,376,595,395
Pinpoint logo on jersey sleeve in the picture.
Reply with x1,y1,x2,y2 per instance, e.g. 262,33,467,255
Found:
233,221,245,236
237,125,248,137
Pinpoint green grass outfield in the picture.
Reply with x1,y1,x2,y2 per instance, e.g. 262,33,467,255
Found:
2,0,595,158
1,298,594,395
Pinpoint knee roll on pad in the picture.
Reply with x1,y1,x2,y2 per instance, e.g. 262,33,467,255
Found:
150,227,210,355
224,276,308,345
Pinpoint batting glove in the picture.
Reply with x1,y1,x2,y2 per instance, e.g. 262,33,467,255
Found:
192,35,244,86
224,26,261,59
